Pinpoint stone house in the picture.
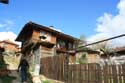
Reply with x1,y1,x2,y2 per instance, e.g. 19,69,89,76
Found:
15,21,79,75
0,40,19,55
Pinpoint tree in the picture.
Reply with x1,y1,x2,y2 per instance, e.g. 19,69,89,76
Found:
80,34,86,41
78,34,86,47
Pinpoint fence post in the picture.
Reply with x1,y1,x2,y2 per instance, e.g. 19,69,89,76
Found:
64,53,69,83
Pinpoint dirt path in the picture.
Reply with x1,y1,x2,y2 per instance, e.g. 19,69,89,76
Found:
9,70,21,83
3,55,31,83
8,62,22,83
9,70,32,83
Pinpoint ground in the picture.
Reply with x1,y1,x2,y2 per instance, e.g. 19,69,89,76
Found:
9,70,22,83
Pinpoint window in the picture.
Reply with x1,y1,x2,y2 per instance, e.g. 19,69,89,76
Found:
40,31,51,42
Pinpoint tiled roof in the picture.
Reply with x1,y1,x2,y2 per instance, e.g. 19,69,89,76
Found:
0,39,18,46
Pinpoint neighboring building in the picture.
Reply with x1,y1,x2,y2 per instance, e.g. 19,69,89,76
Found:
113,46,125,55
99,46,125,58
0,40,19,55
75,47,100,63
15,21,79,75
105,47,125,65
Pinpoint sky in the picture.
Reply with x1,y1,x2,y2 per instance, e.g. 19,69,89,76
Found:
0,0,125,47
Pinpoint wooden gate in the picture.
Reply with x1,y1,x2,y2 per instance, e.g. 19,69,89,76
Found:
40,55,66,81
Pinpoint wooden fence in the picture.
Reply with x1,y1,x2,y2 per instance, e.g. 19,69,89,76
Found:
68,63,125,83
41,56,125,83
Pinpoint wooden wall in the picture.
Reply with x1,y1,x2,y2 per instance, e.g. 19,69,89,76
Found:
32,30,56,44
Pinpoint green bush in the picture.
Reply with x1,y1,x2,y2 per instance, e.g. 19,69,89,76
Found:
77,53,87,64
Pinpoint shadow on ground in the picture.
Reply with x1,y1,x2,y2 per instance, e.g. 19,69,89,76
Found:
0,74,16,83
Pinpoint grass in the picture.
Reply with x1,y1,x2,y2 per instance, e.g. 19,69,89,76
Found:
42,80,51,83
0,75,16,83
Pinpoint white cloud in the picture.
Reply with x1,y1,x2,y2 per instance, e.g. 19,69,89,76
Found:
117,0,125,15
87,0,125,47
0,20,14,30
0,31,21,46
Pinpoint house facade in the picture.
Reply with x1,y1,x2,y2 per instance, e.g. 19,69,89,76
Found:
16,21,79,75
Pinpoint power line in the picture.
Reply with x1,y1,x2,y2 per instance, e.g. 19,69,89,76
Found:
81,34,125,47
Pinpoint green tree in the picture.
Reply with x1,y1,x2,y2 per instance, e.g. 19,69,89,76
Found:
78,34,86,47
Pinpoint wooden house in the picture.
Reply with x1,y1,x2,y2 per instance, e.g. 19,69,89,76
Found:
15,21,79,75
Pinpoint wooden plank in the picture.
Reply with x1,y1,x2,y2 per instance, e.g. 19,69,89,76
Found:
68,65,73,83
112,65,118,83
118,65,123,83
80,64,86,83
108,65,112,83
53,56,58,80
90,63,98,83
76,64,81,83
59,56,63,81
85,64,89,83
72,65,77,83
74,64,79,83
103,65,109,83
95,64,99,83
88,64,95,83
122,64,125,83
97,64,102,83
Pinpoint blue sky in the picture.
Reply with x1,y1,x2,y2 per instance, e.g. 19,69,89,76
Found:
0,0,125,46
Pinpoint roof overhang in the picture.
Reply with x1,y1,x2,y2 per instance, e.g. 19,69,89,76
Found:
15,21,78,42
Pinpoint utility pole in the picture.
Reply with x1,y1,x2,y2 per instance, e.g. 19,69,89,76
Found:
0,0,9,4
